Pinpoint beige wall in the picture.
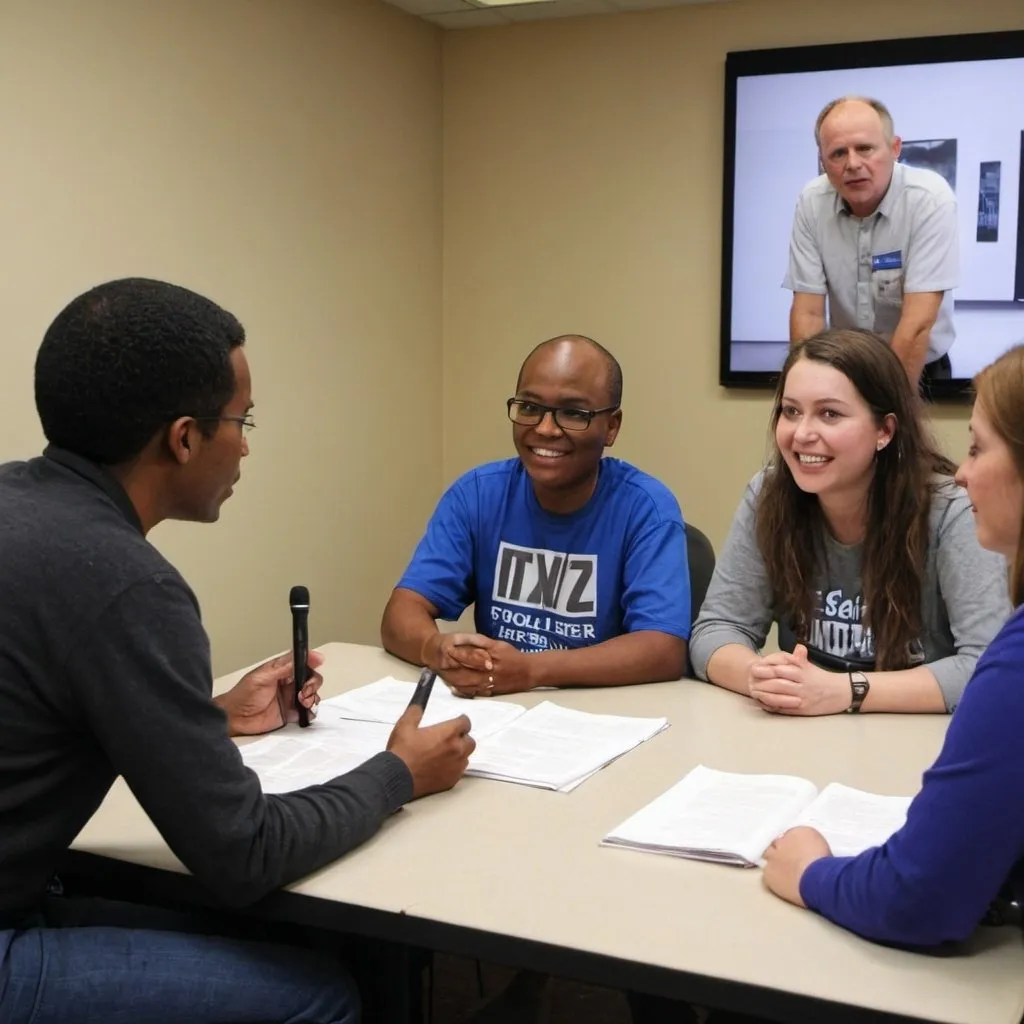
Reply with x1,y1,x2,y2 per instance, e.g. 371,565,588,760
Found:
442,0,1024,552
1,0,1019,674
0,0,442,674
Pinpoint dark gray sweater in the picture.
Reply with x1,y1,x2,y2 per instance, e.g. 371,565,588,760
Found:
0,447,413,924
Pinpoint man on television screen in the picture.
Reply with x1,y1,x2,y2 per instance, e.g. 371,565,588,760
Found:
784,96,958,389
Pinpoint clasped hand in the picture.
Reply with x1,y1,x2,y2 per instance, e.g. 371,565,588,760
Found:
748,643,850,716
424,632,535,698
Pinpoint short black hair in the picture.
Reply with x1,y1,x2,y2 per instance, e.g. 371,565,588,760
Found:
35,278,246,465
517,334,623,408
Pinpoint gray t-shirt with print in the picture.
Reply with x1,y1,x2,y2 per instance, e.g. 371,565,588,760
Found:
690,470,1011,710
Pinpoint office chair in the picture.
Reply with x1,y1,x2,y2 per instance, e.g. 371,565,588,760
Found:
685,523,716,629
685,524,716,679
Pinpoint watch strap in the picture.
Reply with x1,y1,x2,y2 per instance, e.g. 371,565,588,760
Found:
847,670,870,713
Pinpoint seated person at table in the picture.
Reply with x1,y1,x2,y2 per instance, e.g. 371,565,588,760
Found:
764,342,1024,948
690,328,1009,716
0,278,474,1024
384,333,689,1024
381,333,691,697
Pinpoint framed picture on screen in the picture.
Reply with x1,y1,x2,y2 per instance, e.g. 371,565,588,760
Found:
719,29,1024,398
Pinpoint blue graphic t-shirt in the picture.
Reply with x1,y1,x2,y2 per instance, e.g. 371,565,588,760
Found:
397,457,691,652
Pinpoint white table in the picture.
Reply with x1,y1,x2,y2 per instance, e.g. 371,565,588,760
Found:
68,642,1024,1023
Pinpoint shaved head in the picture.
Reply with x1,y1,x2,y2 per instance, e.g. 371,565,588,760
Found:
516,334,622,408
510,333,623,513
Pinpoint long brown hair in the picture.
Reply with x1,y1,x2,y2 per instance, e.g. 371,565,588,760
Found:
973,344,1024,607
756,330,956,669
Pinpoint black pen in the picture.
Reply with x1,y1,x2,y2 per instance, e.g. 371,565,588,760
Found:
407,667,437,712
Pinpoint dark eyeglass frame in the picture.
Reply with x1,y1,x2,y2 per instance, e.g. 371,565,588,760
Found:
506,397,619,432
193,414,257,434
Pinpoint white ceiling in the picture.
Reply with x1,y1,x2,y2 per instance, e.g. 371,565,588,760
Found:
386,0,735,29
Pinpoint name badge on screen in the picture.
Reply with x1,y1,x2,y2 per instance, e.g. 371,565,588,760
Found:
871,250,903,271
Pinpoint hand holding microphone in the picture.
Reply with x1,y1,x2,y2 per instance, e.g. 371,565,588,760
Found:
216,647,324,737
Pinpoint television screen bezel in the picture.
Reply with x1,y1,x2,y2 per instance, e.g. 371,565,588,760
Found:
719,28,1024,399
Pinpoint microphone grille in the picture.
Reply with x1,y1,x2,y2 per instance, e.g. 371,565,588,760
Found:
289,585,310,607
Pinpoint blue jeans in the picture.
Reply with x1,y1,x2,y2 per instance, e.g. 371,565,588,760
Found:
0,896,359,1024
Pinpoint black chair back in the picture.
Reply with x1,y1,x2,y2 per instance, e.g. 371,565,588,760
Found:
685,524,716,628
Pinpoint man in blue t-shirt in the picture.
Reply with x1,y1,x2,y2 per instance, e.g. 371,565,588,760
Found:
381,334,691,698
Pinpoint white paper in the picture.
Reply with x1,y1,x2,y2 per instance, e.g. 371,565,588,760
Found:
240,714,392,794
322,677,526,740
244,683,665,796
602,764,818,867
468,700,668,791
792,782,911,858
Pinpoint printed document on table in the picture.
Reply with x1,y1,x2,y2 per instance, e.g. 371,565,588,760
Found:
239,711,392,794
602,765,817,866
791,782,911,858
602,765,911,867
322,676,527,739
245,684,666,795
468,700,668,791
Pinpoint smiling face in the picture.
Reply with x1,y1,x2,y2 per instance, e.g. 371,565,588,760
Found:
512,339,621,514
775,356,894,510
818,100,900,218
955,399,1024,559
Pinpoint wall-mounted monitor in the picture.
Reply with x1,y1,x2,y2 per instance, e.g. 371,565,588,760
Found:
720,30,1024,398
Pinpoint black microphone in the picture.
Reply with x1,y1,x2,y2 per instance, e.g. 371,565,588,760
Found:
289,585,312,728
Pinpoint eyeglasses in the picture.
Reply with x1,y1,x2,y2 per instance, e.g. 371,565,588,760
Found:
194,415,257,434
506,398,618,432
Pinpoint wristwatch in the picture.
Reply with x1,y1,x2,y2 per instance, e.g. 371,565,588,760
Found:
847,671,870,713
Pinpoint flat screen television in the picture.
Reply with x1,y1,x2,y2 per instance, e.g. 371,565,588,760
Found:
720,30,1024,398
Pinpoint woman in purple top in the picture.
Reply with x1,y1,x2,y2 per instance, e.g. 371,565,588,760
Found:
765,343,1024,948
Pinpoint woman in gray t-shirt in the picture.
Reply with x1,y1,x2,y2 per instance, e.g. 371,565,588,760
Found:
690,329,1010,715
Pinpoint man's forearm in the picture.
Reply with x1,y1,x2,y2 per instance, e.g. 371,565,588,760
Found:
789,308,826,344
528,631,686,689
381,595,439,667
889,319,932,384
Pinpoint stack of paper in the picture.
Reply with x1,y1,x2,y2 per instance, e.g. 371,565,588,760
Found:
240,714,393,794
468,700,668,792
602,764,912,867
240,677,668,795
324,676,527,739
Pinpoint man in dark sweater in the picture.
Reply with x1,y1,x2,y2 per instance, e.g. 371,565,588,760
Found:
0,278,475,1024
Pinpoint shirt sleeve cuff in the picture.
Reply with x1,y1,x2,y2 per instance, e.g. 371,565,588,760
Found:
799,854,850,912
395,578,464,622
357,751,415,812
783,279,828,294
689,630,759,680
927,658,971,712
903,281,957,293
625,620,692,641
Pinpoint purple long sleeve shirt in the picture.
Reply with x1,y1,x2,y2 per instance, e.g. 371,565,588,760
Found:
800,604,1024,947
